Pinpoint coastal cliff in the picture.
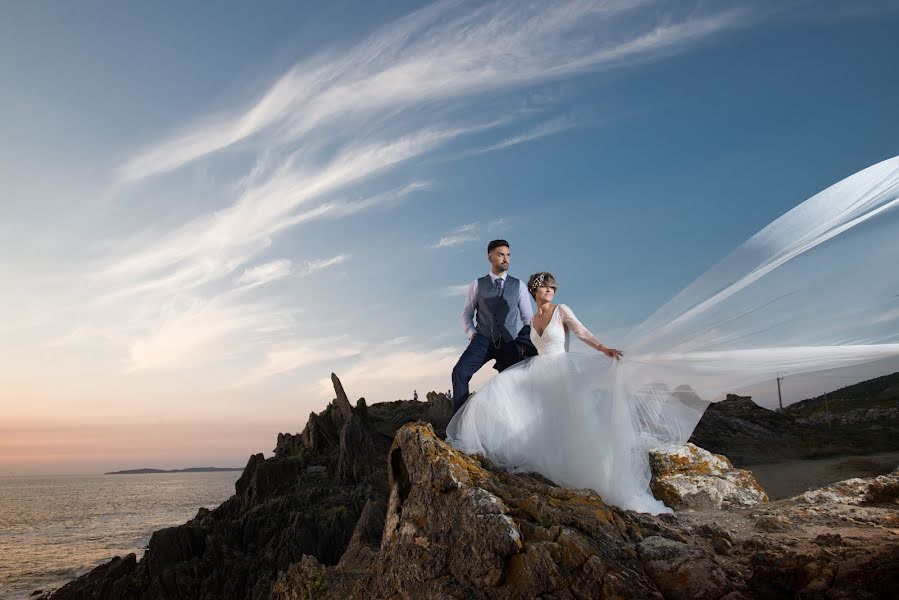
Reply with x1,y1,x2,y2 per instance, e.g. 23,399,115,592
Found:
41,375,899,599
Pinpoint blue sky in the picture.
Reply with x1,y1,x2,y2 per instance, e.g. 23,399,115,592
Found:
2,0,898,474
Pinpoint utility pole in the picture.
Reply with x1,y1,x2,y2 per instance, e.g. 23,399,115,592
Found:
776,375,784,411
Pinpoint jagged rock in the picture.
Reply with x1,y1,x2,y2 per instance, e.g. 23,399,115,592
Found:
269,555,334,600
330,372,355,421
42,381,899,600
275,374,362,459
649,443,768,509
424,390,453,435
36,554,137,600
144,526,206,577
353,422,664,599
336,497,386,574
336,411,372,483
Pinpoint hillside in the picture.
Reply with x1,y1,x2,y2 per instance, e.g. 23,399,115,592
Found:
785,371,899,415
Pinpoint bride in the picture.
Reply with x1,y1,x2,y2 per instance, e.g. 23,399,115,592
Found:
447,155,899,514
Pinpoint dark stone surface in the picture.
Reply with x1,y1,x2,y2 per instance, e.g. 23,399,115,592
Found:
40,375,452,600
41,376,899,600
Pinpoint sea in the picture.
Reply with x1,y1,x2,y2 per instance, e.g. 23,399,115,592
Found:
0,471,239,599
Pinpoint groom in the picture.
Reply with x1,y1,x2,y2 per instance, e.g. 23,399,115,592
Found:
451,239,535,414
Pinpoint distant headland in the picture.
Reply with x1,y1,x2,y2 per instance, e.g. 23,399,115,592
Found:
104,467,243,475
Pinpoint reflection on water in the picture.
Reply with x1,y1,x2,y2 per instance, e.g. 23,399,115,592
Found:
0,472,238,599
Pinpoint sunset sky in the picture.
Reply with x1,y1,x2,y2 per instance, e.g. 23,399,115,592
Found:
2,0,898,475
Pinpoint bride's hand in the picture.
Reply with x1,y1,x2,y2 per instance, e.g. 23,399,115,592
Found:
601,346,623,360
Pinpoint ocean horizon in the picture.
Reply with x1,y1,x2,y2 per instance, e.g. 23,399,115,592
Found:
0,471,239,599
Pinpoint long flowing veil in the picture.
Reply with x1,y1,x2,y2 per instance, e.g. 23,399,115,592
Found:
620,155,899,452
448,156,899,513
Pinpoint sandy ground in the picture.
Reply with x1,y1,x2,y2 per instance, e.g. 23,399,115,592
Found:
746,450,899,500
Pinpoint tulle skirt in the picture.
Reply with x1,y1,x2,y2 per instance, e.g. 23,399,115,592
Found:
446,352,702,514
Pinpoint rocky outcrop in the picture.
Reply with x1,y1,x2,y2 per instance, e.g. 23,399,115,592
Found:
41,375,452,600
41,379,899,600
275,422,899,599
689,392,899,465
298,422,669,599
688,395,802,465
649,443,768,510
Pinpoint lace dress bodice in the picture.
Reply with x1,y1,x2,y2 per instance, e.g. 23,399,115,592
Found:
530,304,606,356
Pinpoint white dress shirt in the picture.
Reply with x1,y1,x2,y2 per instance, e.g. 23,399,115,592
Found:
460,272,534,339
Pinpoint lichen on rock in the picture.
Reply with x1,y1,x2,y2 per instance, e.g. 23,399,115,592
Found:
649,443,769,510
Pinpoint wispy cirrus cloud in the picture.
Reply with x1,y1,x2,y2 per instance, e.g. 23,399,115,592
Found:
434,218,518,249
110,0,753,290
442,284,472,297
234,255,348,291
237,259,293,288
119,1,751,183
125,296,298,372
299,255,348,277
461,116,580,158
85,0,758,389
230,338,362,388
435,223,480,248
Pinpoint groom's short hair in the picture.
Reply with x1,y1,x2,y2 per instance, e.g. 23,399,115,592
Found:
487,239,509,253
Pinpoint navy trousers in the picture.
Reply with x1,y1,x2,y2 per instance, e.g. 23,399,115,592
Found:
451,333,522,414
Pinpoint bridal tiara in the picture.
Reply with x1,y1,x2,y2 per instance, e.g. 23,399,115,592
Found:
528,272,558,291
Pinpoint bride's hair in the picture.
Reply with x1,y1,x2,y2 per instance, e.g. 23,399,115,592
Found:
527,272,558,298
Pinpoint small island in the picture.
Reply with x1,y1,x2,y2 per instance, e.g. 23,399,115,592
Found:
104,467,243,475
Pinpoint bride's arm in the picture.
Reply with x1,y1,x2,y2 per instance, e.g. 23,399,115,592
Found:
558,305,622,359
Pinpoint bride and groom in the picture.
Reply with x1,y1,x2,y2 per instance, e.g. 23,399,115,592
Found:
444,239,666,512
450,239,622,411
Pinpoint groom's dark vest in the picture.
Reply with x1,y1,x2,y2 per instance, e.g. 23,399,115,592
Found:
475,275,522,344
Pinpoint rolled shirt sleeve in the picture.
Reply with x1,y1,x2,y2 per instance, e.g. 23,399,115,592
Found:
518,281,533,326
460,280,478,338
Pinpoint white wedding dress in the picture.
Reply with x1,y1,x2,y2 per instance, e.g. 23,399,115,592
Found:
446,155,899,515
446,304,681,514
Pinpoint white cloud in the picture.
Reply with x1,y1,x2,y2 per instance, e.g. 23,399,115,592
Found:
12,0,763,400
435,223,480,248
126,296,297,372
119,1,749,182
237,259,293,287
434,217,519,250
298,254,348,277
442,284,472,297
230,339,362,388
92,1,754,391
464,116,579,157
318,344,500,403
487,217,516,234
